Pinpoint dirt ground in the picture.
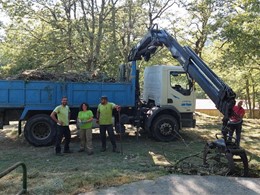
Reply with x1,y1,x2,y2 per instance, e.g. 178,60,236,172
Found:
0,113,259,194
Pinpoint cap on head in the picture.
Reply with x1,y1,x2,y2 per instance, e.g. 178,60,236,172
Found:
101,96,108,100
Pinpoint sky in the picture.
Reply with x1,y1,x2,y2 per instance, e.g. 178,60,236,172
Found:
0,5,10,37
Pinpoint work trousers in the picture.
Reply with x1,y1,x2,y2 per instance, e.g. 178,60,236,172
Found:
228,122,243,146
79,128,93,152
99,124,117,149
55,125,71,153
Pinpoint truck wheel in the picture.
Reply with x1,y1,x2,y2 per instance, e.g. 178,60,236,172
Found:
151,114,179,141
24,114,57,146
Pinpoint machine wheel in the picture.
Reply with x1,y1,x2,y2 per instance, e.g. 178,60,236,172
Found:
24,114,57,146
151,114,179,142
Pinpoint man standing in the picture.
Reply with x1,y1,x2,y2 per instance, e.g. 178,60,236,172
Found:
50,96,72,155
229,100,245,147
96,96,120,152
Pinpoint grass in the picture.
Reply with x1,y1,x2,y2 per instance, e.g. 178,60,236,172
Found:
0,113,259,194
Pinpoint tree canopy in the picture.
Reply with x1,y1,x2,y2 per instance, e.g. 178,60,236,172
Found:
0,0,259,117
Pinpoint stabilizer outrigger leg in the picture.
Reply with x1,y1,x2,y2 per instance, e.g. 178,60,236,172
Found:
203,122,249,177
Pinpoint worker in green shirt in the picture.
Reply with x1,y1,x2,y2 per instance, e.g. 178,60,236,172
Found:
96,96,120,152
77,102,94,155
50,96,72,155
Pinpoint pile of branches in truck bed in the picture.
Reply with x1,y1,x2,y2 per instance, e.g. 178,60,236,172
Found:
5,69,116,82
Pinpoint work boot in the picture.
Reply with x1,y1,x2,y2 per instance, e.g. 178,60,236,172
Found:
112,147,120,153
78,148,84,152
64,150,73,154
56,152,63,156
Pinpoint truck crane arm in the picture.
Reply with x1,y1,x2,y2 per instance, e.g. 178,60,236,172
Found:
128,27,236,119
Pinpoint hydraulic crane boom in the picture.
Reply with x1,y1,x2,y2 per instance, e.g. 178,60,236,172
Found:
128,27,236,119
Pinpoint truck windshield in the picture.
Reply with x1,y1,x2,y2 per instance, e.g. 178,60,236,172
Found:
170,71,191,96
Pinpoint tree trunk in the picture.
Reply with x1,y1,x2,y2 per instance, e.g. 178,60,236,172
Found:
252,80,256,118
61,0,74,69
245,79,252,118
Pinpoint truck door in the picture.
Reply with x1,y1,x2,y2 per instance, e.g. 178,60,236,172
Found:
168,70,195,113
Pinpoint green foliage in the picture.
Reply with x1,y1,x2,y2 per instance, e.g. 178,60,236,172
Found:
221,15,259,66
0,0,259,116
213,0,260,117
0,0,153,77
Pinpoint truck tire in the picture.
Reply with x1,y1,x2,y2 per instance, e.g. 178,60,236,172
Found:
24,114,57,146
151,114,179,142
